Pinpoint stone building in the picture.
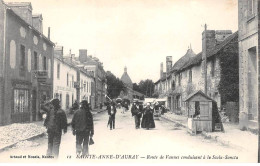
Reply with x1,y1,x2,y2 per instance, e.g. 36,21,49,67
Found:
0,1,54,125
176,30,239,117
238,0,259,130
155,29,239,121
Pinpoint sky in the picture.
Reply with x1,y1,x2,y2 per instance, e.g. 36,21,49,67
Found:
5,0,238,83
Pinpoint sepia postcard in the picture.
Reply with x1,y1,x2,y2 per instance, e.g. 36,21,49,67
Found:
0,0,259,164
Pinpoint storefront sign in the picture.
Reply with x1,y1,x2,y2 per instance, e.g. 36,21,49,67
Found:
34,70,47,83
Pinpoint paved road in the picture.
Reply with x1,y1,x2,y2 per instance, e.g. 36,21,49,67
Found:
0,108,257,163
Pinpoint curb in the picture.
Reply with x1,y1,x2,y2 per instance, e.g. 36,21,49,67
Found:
0,132,46,153
161,115,187,129
161,115,244,150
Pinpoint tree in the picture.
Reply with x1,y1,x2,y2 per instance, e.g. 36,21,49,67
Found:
133,79,155,97
106,71,126,99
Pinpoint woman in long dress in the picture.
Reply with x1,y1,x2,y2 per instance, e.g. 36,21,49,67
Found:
141,103,155,130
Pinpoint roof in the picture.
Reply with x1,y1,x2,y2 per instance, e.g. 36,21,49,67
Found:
6,2,32,9
121,67,132,86
184,90,213,102
55,57,94,79
171,48,196,72
154,73,171,85
178,31,238,72
5,6,54,46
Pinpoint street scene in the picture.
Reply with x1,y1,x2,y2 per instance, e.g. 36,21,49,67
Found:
0,0,259,164
0,107,257,163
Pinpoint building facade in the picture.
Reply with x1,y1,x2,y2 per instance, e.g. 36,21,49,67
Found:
78,69,95,109
155,29,239,122
78,50,107,108
0,1,54,125
53,46,95,110
238,0,259,130
53,46,77,110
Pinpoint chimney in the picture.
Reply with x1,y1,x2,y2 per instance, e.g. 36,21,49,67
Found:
32,14,43,33
54,46,63,59
79,49,88,63
48,27,50,40
202,25,233,95
7,2,32,25
166,56,172,74
215,30,232,44
160,62,163,79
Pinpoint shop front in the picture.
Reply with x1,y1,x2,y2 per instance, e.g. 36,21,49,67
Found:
11,80,32,123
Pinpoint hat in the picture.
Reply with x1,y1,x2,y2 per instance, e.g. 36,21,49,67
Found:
51,98,60,107
146,103,150,106
80,100,89,106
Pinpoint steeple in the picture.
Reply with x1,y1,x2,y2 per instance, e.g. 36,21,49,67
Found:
124,66,127,73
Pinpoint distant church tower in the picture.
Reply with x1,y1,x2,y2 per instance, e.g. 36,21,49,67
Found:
120,66,133,100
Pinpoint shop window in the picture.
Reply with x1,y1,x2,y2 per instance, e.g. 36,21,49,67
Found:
14,89,29,113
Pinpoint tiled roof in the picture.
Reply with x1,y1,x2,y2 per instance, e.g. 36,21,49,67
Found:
171,48,196,72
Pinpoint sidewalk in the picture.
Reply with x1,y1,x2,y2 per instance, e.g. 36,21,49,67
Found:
161,112,258,150
0,108,106,152
0,122,47,152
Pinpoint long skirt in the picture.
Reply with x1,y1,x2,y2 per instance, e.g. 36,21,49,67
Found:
141,113,155,129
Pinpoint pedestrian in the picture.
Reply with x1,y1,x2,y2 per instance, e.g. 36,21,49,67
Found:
71,100,94,156
108,102,117,130
141,103,155,130
121,102,126,114
131,101,142,129
40,99,68,158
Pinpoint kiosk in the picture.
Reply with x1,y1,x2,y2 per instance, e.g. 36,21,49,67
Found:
185,90,223,134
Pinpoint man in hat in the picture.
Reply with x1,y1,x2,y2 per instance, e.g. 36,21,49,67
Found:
107,102,117,130
71,100,94,155
40,98,68,158
131,101,142,129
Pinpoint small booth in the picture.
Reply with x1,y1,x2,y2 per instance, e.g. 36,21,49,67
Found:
184,90,223,134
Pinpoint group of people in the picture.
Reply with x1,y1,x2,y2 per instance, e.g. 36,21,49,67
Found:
41,99,94,158
40,98,161,158
131,101,155,130
105,100,156,130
